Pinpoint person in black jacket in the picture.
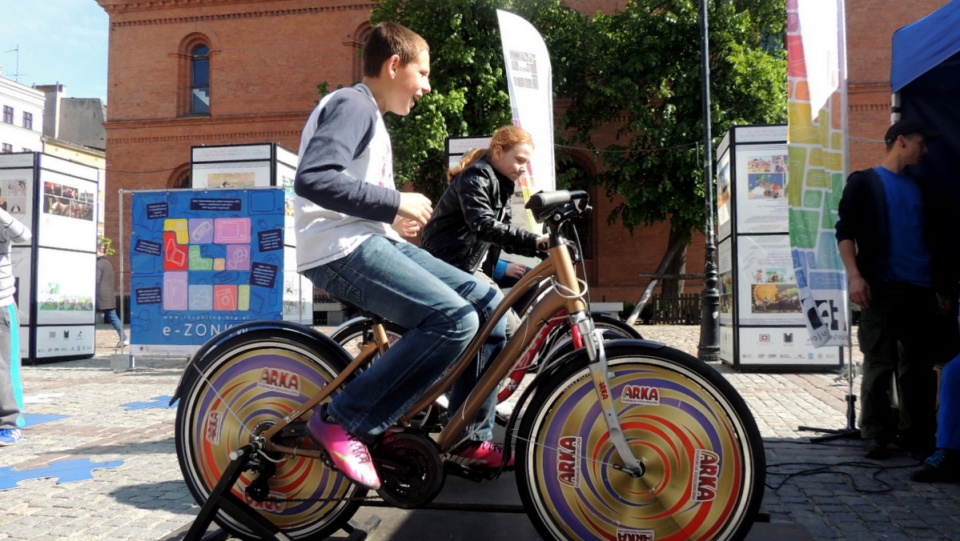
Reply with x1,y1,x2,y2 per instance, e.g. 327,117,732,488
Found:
836,119,951,460
420,125,548,332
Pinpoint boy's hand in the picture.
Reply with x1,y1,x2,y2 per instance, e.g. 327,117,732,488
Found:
398,192,433,226
393,217,422,237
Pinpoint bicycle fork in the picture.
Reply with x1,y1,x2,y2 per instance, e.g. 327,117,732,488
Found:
572,311,645,478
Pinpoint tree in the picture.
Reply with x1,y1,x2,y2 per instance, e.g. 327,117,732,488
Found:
560,0,787,296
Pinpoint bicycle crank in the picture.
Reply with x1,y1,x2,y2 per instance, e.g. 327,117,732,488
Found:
371,430,445,509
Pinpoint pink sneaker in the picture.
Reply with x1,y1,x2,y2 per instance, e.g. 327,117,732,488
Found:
448,440,514,469
306,407,381,489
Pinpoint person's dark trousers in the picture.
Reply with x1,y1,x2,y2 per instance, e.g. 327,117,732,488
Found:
858,283,939,453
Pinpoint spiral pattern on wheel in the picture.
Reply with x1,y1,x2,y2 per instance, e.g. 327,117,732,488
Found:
522,357,758,541
179,342,362,539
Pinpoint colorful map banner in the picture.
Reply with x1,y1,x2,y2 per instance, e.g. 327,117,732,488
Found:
786,0,849,347
129,189,285,352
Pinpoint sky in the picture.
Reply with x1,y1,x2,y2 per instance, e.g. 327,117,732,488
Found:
0,0,110,102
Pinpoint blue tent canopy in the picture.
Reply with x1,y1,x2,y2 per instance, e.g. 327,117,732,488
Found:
890,1,960,302
891,0,960,92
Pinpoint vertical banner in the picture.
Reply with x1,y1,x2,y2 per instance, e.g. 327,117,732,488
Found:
129,188,285,354
786,0,849,347
497,9,555,231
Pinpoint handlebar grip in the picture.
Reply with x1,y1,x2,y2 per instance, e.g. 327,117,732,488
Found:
526,190,571,210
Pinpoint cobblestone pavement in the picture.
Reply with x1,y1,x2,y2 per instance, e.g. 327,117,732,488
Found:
0,325,957,540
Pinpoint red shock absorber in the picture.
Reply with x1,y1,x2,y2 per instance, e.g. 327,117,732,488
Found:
571,323,584,349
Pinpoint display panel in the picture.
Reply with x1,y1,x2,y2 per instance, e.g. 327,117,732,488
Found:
191,161,272,189
129,189,285,353
737,326,840,367
37,168,98,252
0,169,33,234
735,235,802,326
35,248,96,325
34,324,96,359
716,149,732,241
734,144,790,234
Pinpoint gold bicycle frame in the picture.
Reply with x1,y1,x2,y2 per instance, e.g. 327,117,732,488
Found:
253,237,586,458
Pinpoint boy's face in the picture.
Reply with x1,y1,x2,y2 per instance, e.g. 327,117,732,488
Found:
387,49,431,116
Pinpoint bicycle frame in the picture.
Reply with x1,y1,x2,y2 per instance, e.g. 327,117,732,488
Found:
251,195,642,475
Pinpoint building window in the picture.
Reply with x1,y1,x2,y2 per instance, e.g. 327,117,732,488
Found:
2,106,12,124
22,112,33,130
1,143,12,153
169,163,192,189
191,44,211,115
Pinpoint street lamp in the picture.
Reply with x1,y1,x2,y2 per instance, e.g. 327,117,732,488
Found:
697,0,720,361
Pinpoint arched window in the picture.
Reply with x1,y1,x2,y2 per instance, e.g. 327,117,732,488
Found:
351,24,372,81
191,45,211,115
169,164,192,189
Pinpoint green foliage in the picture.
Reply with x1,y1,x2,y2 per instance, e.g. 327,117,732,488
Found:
98,235,115,255
561,0,787,239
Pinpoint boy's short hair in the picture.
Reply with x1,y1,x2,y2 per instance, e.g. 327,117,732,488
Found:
363,22,429,78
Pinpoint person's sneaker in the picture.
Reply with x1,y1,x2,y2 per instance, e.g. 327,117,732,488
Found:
306,407,380,489
910,449,960,483
864,437,889,460
448,440,514,469
0,428,23,446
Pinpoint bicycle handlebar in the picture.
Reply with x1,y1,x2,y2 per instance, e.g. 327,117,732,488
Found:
525,190,591,228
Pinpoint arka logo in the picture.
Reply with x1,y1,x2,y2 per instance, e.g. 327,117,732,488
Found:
258,368,301,396
692,449,720,502
204,411,223,444
557,435,581,488
597,380,609,400
621,385,660,405
617,529,654,541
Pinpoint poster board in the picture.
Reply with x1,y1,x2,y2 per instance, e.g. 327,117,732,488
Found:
0,152,98,361
716,125,841,370
128,188,286,355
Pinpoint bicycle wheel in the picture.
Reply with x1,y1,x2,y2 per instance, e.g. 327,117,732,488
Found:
329,317,406,357
175,327,362,541
516,340,764,541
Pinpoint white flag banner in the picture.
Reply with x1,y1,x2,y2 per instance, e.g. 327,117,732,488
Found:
497,9,555,231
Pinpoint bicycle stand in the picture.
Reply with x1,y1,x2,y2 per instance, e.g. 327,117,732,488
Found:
182,443,379,541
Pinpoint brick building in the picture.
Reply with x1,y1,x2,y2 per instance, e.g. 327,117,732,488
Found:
94,0,948,305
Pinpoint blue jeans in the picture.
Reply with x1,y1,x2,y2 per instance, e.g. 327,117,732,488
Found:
101,309,126,342
303,235,507,443
939,357,960,451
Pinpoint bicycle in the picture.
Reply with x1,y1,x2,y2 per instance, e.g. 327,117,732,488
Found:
172,189,765,541
329,274,643,407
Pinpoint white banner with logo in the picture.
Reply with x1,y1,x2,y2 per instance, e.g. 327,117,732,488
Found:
497,9,555,231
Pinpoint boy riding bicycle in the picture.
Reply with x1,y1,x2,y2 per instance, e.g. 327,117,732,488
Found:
293,22,510,490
